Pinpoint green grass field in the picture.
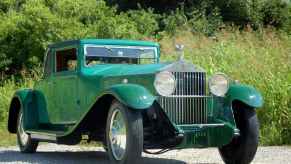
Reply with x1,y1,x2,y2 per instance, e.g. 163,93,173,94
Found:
0,128,16,147
0,28,290,146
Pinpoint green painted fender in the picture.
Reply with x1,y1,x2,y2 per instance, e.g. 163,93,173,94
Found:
106,84,156,109
8,89,38,132
13,89,34,121
226,84,263,108
14,89,34,104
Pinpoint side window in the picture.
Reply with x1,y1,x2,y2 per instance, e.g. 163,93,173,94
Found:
44,49,52,78
55,48,77,72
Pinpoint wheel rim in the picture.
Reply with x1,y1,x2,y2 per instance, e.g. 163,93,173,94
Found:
109,109,127,161
17,112,29,145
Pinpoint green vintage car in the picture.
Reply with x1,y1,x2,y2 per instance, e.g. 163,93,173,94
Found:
8,39,263,164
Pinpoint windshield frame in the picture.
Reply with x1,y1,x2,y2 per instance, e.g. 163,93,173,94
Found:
83,44,158,67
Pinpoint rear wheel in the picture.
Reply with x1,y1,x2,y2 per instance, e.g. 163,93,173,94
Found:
219,104,259,164
105,100,143,164
17,110,38,153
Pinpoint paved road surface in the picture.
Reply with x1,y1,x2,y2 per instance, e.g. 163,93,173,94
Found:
0,144,290,164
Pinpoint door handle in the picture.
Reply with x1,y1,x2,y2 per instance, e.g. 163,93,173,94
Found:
76,100,81,105
48,81,56,85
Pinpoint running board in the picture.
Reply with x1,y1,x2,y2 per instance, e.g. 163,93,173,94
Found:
27,130,62,142
31,133,57,142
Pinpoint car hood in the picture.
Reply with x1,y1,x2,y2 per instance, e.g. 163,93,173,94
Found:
83,60,204,77
83,63,168,77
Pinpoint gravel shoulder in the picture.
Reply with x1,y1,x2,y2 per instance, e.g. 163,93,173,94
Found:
0,144,290,164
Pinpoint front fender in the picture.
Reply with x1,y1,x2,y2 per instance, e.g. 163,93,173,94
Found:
8,89,37,133
105,84,156,110
12,89,34,119
226,84,263,108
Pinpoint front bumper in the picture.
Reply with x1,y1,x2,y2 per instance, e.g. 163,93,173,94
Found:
175,121,237,148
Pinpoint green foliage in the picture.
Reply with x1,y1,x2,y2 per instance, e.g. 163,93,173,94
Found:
187,5,223,35
161,4,223,36
260,0,291,29
109,0,291,31
161,7,188,36
0,0,148,73
127,8,159,36
214,0,259,25
194,0,291,30
106,0,181,11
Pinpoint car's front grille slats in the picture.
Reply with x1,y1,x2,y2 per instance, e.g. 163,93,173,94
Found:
158,96,209,125
158,72,208,125
172,72,206,96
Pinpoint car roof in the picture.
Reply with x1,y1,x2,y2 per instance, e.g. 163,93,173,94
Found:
48,39,160,49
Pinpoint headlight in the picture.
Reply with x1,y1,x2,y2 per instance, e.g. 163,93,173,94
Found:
209,73,229,97
154,71,176,96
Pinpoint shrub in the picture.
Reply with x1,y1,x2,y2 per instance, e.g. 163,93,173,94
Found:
187,6,222,35
161,7,188,36
160,3,223,36
127,8,160,36
260,0,291,29
0,0,149,74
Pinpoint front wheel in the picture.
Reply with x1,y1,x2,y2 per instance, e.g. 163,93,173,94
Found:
106,100,143,164
17,110,38,153
219,104,259,164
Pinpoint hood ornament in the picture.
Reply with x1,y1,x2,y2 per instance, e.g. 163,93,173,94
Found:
175,44,184,61
161,43,204,72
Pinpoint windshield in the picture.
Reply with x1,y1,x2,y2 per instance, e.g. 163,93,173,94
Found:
84,45,157,66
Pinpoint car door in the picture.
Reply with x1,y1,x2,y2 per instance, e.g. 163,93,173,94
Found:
50,47,80,124
33,48,54,125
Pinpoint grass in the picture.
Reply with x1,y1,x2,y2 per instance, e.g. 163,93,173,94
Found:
0,28,290,146
0,128,16,147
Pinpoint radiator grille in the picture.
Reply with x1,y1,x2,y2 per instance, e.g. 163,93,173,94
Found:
158,72,208,125
173,72,206,96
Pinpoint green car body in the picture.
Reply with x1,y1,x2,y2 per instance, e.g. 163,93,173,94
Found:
8,39,263,161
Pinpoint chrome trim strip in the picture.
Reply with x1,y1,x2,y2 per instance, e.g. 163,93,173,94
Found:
31,134,57,141
177,123,225,127
165,95,211,98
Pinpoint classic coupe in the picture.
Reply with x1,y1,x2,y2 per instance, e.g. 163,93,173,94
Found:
8,39,263,164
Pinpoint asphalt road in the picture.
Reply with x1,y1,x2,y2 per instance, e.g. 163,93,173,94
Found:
0,144,290,164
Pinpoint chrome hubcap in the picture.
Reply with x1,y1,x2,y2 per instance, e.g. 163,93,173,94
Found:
17,112,29,145
109,109,127,160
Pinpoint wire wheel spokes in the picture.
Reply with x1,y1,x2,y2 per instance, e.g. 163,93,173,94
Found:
17,112,29,146
109,109,127,160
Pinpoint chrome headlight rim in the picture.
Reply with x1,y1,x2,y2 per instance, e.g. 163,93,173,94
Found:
154,71,176,96
208,73,229,97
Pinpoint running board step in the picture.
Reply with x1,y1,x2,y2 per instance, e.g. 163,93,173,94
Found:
26,129,64,142
30,133,57,142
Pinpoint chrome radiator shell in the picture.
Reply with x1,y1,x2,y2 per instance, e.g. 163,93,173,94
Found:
157,72,209,125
